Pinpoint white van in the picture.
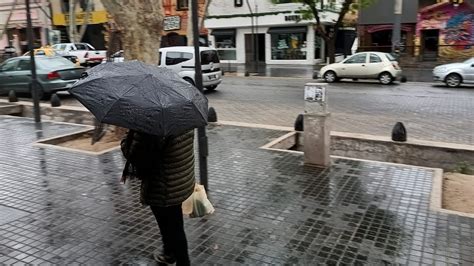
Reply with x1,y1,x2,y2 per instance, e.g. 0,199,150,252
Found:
159,46,222,91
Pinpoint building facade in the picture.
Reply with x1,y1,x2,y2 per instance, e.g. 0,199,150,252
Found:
162,0,208,47
50,0,108,49
0,0,50,54
204,0,348,65
358,0,474,62
416,1,474,61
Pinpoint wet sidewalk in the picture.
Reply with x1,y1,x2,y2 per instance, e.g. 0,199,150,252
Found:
1,116,473,265
223,64,434,82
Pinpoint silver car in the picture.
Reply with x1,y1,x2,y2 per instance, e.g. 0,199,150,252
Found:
433,58,474,87
0,56,84,99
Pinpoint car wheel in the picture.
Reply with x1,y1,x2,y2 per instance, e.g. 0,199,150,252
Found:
445,73,461,88
183,77,195,86
323,71,337,83
206,85,217,91
378,72,393,85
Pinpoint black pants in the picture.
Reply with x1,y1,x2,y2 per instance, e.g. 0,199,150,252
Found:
150,204,190,266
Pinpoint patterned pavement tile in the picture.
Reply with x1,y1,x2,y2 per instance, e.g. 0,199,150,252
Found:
0,116,473,265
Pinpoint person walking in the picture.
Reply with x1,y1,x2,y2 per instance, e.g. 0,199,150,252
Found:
121,129,195,266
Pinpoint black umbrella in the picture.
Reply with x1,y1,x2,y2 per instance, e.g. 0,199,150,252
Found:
69,61,208,137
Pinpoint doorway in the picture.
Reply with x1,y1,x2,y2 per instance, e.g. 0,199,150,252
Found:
245,33,265,71
421,29,439,61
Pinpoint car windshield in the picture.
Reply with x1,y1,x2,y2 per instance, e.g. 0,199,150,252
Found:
464,58,474,64
385,53,397,61
35,57,76,69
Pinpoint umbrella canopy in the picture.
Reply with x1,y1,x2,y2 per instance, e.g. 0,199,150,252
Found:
69,61,208,137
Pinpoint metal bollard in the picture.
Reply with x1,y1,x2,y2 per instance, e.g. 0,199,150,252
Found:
208,107,217,122
8,90,18,102
50,93,61,107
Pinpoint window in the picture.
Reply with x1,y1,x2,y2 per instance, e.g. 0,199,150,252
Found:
0,60,18,72
234,0,243,6
270,32,307,60
74,44,87,50
201,50,219,64
344,54,367,64
369,54,382,63
36,57,75,69
17,60,31,71
214,32,236,60
165,52,193,65
385,53,396,62
275,0,292,3
177,0,188,10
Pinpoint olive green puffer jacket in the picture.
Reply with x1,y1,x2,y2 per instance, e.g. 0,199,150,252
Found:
122,130,195,207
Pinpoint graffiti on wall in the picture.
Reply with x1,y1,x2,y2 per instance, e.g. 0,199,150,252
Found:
416,3,474,59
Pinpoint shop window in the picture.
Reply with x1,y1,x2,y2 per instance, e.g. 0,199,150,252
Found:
271,33,307,60
177,0,188,10
214,33,237,60
314,35,322,59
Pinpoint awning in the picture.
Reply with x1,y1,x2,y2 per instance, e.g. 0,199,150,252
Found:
211,29,236,36
267,27,307,34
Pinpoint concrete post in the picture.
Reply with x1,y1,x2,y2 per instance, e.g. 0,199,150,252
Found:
303,83,331,168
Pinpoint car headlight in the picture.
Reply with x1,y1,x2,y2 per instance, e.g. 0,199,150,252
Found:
434,67,447,72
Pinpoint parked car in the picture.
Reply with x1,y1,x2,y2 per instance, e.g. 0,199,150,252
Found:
319,52,403,85
103,47,222,91
23,46,80,66
0,56,85,99
101,50,124,63
159,46,222,91
52,43,107,66
433,57,474,87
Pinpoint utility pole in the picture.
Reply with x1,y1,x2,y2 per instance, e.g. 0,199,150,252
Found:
192,0,209,191
26,0,41,122
245,0,255,73
255,3,259,73
392,0,402,57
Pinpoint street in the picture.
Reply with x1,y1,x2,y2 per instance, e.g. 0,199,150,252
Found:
4,77,474,145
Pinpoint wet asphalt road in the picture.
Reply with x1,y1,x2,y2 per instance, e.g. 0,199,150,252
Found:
3,76,474,144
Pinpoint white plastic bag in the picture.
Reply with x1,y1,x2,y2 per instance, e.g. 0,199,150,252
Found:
182,184,215,218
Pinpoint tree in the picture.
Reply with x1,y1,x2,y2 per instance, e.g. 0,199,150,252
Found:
272,0,376,63
100,0,164,64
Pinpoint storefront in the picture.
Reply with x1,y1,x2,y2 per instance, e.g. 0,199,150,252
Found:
208,25,327,65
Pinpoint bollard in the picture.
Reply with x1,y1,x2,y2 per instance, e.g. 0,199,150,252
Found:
221,69,225,76
303,83,331,168
244,71,249,77
294,114,304,131
50,93,61,107
8,90,18,102
312,72,319,80
400,76,407,83
392,122,407,142
208,107,217,122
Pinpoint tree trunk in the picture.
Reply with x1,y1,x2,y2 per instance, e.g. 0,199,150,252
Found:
327,37,336,63
100,0,164,139
101,0,164,64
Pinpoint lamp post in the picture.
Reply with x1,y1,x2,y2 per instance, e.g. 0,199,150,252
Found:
192,0,209,191
391,0,402,57
26,0,41,122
